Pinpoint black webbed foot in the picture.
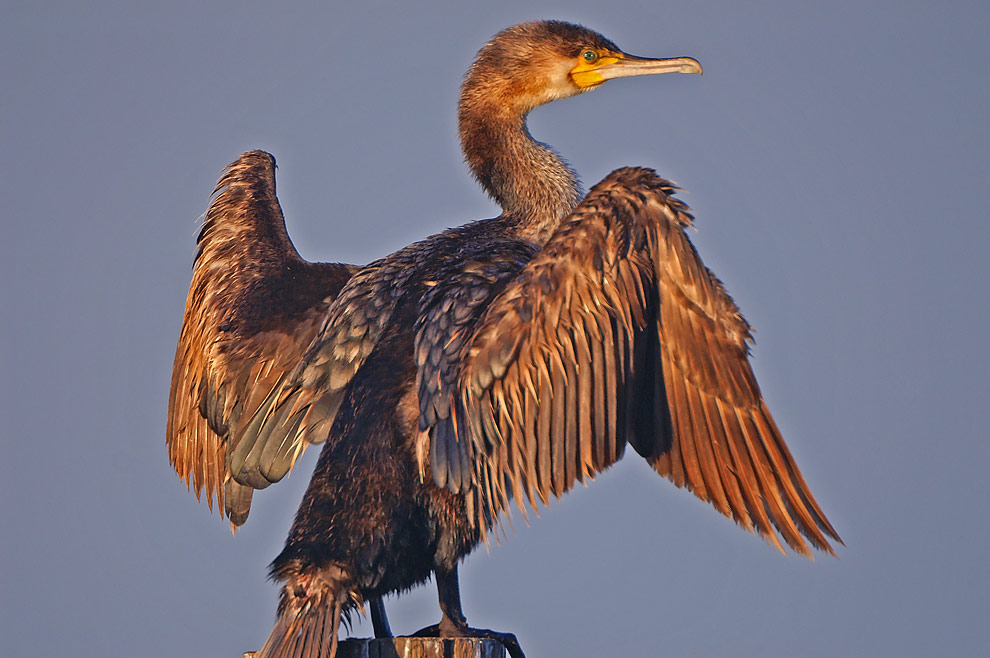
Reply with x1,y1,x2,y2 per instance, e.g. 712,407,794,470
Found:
412,623,440,637
420,565,525,657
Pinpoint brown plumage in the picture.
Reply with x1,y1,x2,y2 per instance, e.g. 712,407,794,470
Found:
167,20,840,658
167,151,356,525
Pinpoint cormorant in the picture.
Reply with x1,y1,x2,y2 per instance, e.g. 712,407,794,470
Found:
167,20,840,658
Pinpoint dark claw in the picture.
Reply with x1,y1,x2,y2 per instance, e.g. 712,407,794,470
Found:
426,567,526,656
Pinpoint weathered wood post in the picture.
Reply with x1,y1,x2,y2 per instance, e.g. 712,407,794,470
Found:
335,637,507,658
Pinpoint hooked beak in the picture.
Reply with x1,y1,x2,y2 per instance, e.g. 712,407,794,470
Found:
570,53,702,89
598,54,703,81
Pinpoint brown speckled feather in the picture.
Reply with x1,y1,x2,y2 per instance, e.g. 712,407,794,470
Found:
452,167,841,554
166,151,355,525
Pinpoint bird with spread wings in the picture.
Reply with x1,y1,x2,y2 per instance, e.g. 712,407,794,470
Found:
167,20,839,658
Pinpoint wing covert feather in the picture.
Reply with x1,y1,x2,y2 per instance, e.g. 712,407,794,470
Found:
413,241,539,496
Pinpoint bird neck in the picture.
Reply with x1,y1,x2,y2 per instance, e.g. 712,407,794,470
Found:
459,98,582,244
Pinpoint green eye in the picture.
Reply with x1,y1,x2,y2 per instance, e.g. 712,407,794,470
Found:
582,50,598,62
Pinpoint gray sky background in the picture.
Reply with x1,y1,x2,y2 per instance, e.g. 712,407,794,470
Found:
3,1,988,656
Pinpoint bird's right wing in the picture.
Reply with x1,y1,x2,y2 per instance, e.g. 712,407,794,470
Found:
444,167,839,555
167,151,356,526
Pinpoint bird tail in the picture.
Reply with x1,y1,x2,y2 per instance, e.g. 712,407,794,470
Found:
253,598,342,658
251,561,358,658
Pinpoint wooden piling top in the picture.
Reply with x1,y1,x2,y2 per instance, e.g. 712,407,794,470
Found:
335,637,507,658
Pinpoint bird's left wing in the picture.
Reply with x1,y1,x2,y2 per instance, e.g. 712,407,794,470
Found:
436,167,839,555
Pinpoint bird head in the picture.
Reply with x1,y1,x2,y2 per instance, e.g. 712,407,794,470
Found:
462,20,702,114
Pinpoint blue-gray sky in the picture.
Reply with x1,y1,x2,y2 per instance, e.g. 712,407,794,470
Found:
3,1,989,656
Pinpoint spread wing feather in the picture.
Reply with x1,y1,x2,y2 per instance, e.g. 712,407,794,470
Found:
166,151,355,526
450,167,840,555
414,241,538,499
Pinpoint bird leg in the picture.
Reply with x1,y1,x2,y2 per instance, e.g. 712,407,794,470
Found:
413,565,526,658
370,596,393,638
